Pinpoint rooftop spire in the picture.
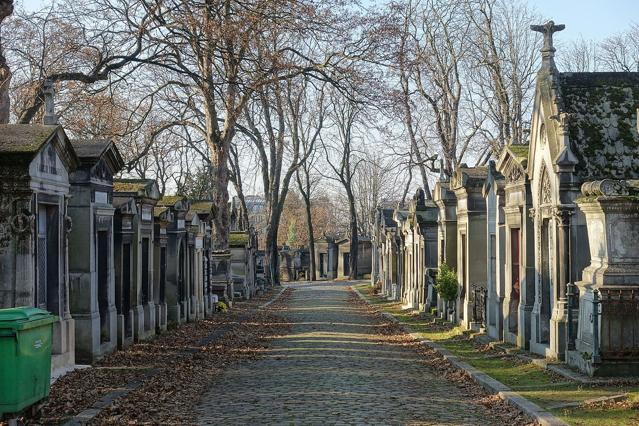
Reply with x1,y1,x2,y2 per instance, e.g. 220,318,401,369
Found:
531,20,565,71
42,79,59,125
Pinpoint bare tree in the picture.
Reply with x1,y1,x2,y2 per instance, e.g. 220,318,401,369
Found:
559,36,600,72
239,78,322,285
322,91,363,279
0,0,13,123
465,0,539,152
409,0,480,177
599,24,639,72
292,81,326,281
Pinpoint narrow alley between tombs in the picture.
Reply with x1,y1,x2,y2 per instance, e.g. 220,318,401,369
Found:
196,282,529,425
23,282,532,425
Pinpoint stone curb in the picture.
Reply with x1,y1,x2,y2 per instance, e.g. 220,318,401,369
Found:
351,286,569,426
260,285,288,309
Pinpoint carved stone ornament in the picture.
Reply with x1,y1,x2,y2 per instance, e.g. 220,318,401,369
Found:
552,207,573,226
550,112,576,135
10,212,34,237
528,207,537,219
581,179,632,197
540,167,552,204
65,215,73,233
508,166,524,183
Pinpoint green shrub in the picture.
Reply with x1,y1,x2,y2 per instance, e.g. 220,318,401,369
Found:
435,263,459,302
216,301,229,313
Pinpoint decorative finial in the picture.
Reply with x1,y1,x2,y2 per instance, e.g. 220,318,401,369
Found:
531,21,565,70
439,158,446,181
42,79,59,125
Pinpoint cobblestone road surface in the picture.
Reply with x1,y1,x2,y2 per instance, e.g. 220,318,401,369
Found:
195,282,499,425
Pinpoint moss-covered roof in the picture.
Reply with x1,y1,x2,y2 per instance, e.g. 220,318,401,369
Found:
113,179,150,193
560,72,639,179
507,144,530,163
157,195,185,207
154,206,169,216
0,124,58,155
229,231,249,247
190,201,214,214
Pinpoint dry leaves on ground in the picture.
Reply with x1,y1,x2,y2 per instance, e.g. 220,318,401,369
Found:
347,287,537,426
23,287,291,425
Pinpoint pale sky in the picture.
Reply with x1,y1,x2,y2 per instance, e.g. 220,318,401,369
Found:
18,0,637,43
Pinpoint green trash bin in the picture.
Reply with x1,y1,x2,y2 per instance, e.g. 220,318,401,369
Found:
0,307,58,416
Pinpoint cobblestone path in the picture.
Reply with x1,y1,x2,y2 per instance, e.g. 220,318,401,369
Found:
195,282,499,425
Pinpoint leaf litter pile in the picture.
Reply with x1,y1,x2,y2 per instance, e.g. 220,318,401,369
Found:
23,287,292,425
347,287,536,426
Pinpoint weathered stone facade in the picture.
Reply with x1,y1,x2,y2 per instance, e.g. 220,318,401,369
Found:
113,179,160,345
0,125,78,371
68,139,123,363
369,21,639,377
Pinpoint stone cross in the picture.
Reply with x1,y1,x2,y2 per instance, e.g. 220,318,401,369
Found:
531,21,565,53
0,0,14,124
43,79,59,125
531,21,565,69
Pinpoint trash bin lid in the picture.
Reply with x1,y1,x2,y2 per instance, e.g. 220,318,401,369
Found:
0,307,57,332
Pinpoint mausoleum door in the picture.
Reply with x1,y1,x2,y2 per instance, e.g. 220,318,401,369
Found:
178,240,185,302
343,253,350,277
319,254,325,278
37,204,60,315
123,243,132,336
141,238,150,304
97,230,109,342
509,228,520,333
460,234,467,320
160,247,166,303
540,218,553,344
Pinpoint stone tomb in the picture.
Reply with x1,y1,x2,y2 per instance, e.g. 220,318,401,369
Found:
451,166,488,329
68,139,124,363
496,144,536,349
156,195,192,322
229,230,258,300
185,207,205,319
153,205,173,331
0,124,78,371
372,207,399,299
434,176,458,317
189,201,216,316
113,179,160,345
482,161,506,340
314,237,338,280
573,180,639,375
335,237,372,279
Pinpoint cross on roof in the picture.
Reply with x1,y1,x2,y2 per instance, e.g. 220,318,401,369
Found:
531,21,565,54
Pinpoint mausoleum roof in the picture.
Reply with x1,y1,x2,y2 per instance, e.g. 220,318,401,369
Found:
560,72,639,179
0,124,59,154
229,231,250,247
114,178,160,202
190,201,214,215
157,195,186,207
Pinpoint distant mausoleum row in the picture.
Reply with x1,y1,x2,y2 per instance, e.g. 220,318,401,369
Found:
0,124,260,373
372,30,639,377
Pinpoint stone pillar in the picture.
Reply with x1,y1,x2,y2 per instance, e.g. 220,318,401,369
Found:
550,206,572,360
569,180,639,376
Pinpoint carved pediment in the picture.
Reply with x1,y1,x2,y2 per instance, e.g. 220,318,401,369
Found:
91,158,114,182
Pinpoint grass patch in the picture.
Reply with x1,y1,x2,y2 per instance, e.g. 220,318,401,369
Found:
354,283,639,426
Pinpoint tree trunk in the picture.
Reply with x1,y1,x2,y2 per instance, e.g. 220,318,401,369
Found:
265,222,280,286
346,188,358,280
0,1,13,125
303,194,316,281
210,143,230,250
